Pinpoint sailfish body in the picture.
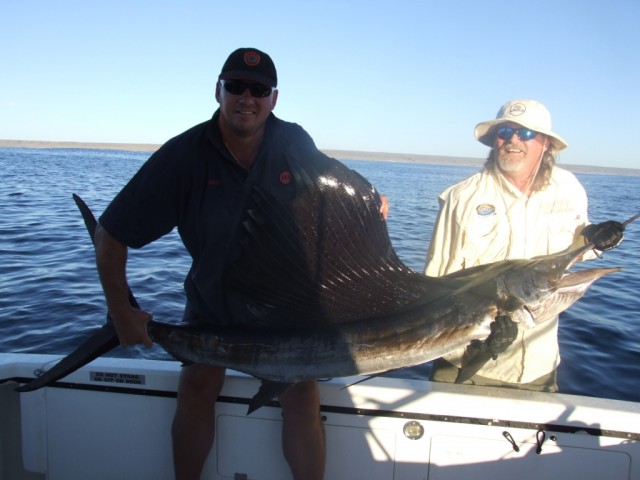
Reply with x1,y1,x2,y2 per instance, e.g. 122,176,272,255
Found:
148,249,618,384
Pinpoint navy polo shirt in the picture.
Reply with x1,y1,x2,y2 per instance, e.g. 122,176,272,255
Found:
100,110,318,324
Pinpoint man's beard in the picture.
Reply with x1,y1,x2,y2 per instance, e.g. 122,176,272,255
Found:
496,147,528,174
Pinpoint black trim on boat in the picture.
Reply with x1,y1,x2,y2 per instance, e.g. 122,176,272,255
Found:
318,403,640,441
10,377,640,442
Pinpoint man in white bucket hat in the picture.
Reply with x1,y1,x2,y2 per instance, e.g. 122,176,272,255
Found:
424,99,624,391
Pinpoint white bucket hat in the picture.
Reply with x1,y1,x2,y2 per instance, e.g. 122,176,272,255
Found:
474,99,568,150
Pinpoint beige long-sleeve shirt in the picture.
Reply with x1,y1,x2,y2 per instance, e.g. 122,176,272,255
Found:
424,166,589,383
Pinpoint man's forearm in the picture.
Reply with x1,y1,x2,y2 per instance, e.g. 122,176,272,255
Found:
95,223,131,317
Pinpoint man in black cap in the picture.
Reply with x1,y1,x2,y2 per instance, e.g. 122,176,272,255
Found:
94,47,369,479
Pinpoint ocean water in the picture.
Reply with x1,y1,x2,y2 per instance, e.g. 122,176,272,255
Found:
1,147,639,403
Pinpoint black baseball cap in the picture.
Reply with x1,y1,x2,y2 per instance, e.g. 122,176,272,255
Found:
219,48,277,87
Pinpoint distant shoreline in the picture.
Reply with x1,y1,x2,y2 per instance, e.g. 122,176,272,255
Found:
2,139,639,176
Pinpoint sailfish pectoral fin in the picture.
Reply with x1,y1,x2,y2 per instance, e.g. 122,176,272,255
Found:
246,380,294,415
455,315,518,384
455,346,494,384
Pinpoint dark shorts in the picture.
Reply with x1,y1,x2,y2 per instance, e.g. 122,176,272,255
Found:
429,357,558,393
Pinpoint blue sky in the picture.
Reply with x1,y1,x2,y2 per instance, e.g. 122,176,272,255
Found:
1,0,639,169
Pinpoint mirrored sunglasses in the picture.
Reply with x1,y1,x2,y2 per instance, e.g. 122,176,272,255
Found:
496,126,539,142
221,80,274,98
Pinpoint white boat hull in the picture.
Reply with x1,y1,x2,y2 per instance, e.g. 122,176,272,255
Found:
2,352,639,479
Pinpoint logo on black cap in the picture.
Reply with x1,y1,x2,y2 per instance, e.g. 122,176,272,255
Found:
244,51,261,67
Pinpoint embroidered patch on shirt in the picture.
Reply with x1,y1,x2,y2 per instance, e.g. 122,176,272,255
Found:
279,171,292,185
476,203,496,216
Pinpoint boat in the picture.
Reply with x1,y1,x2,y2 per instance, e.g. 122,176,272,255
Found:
2,352,639,479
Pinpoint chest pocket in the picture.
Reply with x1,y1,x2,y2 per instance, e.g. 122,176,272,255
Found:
461,209,510,267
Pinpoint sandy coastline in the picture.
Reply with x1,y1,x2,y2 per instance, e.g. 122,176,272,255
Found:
2,139,638,176
0,139,160,153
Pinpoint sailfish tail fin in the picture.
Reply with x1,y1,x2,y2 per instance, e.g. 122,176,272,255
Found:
15,194,120,392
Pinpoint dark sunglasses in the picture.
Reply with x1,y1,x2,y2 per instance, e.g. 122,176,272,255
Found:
221,80,274,98
496,126,539,142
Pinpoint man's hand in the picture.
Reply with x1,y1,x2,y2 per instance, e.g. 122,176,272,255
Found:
456,314,518,383
486,315,518,359
582,220,625,251
110,306,153,348
379,195,389,220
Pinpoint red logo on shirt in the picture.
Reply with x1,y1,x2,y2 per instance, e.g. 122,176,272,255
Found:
208,178,220,186
279,171,291,184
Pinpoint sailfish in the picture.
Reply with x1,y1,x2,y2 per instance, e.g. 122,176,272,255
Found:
15,147,629,413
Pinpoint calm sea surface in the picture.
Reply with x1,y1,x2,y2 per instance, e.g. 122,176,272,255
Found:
1,147,639,402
